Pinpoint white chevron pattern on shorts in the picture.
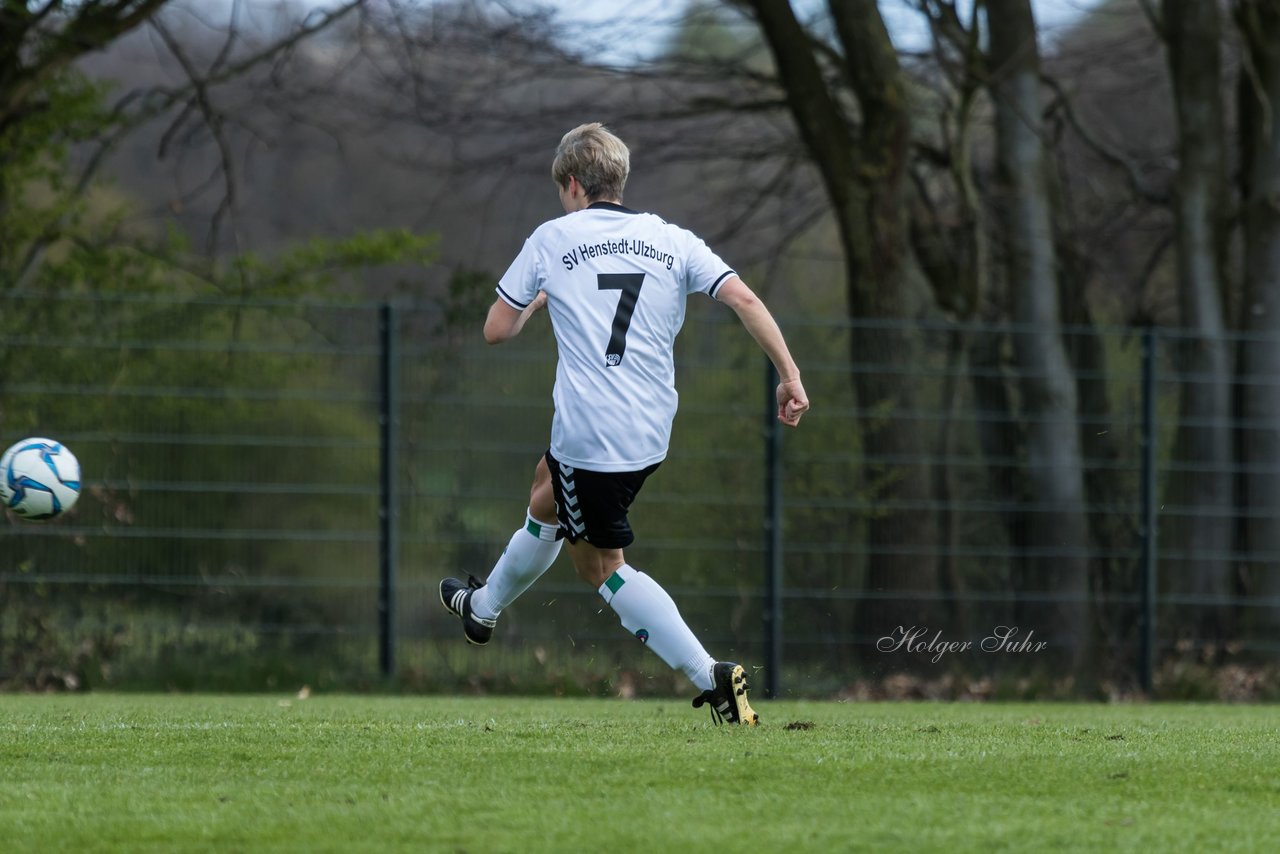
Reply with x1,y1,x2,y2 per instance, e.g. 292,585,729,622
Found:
557,463,586,534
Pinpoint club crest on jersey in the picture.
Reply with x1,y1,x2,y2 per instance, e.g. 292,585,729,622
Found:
635,629,649,644
606,354,622,367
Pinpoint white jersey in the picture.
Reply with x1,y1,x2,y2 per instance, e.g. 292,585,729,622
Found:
497,202,735,472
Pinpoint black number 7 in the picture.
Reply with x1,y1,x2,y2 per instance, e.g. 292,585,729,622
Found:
597,273,645,367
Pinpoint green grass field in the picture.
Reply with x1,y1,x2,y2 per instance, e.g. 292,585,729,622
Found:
1,694,1276,852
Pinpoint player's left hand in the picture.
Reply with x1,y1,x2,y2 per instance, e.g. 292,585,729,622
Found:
776,377,809,427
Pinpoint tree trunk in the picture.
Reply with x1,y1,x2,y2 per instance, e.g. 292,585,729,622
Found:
1236,0,1280,636
1056,240,1133,663
987,0,1092,671
1162,0,1236,644
743,0,939,652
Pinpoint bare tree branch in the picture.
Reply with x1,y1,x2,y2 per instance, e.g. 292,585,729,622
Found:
0,0,172,130
150,17,244,260
6,0,367,286
1041,73,1169,205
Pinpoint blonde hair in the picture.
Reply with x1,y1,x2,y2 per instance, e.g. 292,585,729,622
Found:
551,123,630,201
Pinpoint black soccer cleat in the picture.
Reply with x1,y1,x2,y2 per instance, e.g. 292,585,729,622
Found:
691,662,760,726
439,575,496,645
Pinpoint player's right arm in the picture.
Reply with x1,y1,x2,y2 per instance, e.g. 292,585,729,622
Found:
488,233,550,344
715,276,810,427
484,291,547,344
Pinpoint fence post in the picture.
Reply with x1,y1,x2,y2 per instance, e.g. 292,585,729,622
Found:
378,304,400,679
763,360,783,698
1139,326,1158,693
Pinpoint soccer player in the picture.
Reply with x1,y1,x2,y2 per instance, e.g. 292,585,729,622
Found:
440,123,809,725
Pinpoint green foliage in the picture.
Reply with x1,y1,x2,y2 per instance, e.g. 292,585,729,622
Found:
22,223,438,299
663,1,766,66
0,66,441,671
441,266,500,333
0,70,117,284
0,71,112,174
227,230,438,299
0,578,125,692
0,59,438,299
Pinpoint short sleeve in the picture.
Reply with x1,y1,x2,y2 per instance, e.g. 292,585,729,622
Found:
496,238,544,309
680,232,736,300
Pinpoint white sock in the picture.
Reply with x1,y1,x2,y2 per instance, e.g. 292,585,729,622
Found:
470,510,563,621
598,565,716,691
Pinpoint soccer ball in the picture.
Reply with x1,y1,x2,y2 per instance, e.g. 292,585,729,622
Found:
1,437,82,521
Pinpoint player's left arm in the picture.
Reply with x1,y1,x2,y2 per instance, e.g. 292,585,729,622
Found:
715,276,810,427
484,291,548,345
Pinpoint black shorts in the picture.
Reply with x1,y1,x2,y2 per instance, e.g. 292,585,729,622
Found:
545,449,660,549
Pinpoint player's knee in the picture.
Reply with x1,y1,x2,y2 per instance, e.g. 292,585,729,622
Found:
529,483,556,524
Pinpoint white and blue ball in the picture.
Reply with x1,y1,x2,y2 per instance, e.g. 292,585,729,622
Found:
1,438,81,521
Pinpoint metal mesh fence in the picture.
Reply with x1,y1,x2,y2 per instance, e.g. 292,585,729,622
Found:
2,292,1277,696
